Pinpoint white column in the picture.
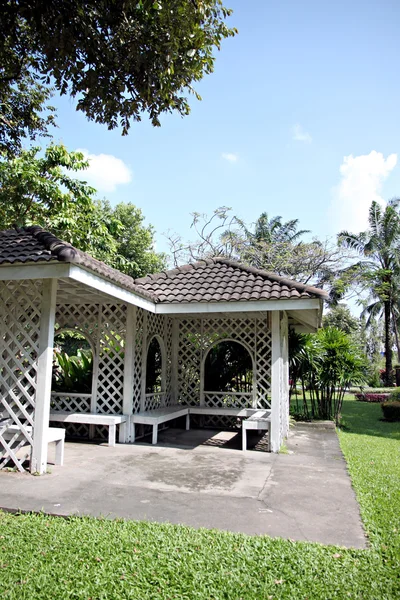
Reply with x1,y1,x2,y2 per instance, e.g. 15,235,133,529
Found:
31,278,57,474
270,311,282,453
281,311,290,439
140,311,148,411
171,319,179,404
121,305,136,442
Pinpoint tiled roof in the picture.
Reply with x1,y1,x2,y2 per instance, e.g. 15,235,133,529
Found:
0,227,328,304
134,258,328,303
0,226,158,302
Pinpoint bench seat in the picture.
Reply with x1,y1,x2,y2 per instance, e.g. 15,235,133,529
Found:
130,405,271,449
131,406,189,444
2,424,65,466
242,410,271,451
49,411,127,446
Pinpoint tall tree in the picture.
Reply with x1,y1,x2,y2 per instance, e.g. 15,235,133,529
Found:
338,200,400,386
0,0,236,152
0,143,165,277
168,206,350,290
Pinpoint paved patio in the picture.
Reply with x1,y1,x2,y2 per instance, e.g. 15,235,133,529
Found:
0,424,367,548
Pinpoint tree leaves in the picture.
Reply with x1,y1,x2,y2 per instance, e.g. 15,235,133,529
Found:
0,0,237,143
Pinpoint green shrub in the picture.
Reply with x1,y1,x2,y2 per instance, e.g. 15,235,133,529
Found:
389,387,400,401
381,401,400,421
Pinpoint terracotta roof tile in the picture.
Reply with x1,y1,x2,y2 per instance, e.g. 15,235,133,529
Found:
134,257,328,303
0,227,329,305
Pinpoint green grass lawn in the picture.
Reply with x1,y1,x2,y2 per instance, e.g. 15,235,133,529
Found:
0,397,399,599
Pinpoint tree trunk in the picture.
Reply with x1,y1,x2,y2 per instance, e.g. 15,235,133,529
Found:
391,309,400,363
384,300,393,386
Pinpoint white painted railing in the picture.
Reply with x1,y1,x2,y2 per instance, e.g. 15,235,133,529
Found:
203,391,253,409
145,391,164,411
51,392,91,413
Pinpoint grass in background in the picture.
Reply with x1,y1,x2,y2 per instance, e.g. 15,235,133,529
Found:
0,396,399,599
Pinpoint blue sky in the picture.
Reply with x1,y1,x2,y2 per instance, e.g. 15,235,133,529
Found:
52,0,400,256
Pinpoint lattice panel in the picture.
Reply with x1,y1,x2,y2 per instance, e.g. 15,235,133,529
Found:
256,322,272,409
96,304,126,414
203,392,252,409
0,280,42,471
176,315,272,411
56,304,99,343
144,392,163,411
51,393,91,413
164,318,173,406
177,319,202,405
132,308,144,413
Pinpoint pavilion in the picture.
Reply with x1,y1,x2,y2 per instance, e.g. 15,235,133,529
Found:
0,226,327,473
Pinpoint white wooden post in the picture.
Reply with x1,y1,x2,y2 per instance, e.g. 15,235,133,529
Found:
140,311,148,412
281,312,289,439
270,311,282,453
31,278,57,474
171,319,179,404
121,305,136,442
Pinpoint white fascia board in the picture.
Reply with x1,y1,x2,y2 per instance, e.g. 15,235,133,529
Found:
154,298,321,315
68,265,156,312
0,262,70,280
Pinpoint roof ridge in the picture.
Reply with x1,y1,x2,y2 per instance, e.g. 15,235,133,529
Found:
213,257,328,299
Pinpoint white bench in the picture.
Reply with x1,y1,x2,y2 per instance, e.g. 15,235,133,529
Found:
1,422,65,466
242,410,271,451
131,406,190,445
131,405,271,448
49,412,127,446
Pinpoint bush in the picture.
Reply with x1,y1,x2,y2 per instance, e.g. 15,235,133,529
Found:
389,388,400,401
355,393,390,403
381,401,400,421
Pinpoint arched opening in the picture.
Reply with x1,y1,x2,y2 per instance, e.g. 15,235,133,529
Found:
204,340,253,394
52,329,94,395
145,336,164,395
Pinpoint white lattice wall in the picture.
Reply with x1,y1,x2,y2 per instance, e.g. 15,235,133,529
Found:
51,302,127,440
0,280,42,471
143,313,173,411
176,315,271,428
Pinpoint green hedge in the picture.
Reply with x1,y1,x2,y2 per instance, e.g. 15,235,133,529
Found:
381,401,400,421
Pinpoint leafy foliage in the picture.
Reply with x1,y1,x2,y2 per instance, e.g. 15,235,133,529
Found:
168,206,352,290
339,199,400,385
52,349,93,394
0,143,166,277
145,337,163,394
204,341,253,392
99,201,167,278
0,144,117,253
381,401,400,421
0,0,236,145
289,327,367,423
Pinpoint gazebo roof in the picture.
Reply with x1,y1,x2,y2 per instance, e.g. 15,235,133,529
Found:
135,258,328,303
0,226,328,305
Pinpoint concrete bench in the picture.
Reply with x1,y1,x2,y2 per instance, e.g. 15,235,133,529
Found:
1,423,65,466
242,410,271,451
49,412,127,446
131,406,189,445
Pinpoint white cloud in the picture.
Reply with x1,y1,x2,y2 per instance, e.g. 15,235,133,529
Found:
76,149,132,192
330,151,397,232
222,152,238,162
292,124,312,144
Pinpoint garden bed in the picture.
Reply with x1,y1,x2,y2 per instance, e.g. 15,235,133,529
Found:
354,393,390,403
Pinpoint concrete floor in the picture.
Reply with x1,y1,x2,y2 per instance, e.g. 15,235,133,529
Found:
0,424,367,548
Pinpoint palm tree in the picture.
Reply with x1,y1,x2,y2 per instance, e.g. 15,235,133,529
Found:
338,200,400,386
251,213,310,244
